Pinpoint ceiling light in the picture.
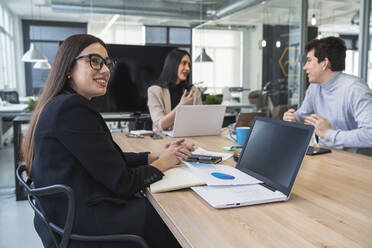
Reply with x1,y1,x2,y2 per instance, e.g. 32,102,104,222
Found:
22,0,48,63
194,48,213,62
276,40,281,48
261,40,267,47
195,0,213,63
100,14,120,36
22,43,48,62
311,14,317,26
33,60,51,69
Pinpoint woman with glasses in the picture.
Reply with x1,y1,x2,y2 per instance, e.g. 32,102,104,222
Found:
21,34,190,248
147,49,202,132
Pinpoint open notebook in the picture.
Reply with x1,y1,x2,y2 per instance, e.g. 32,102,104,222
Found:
192,117,314,208
163,105,226,137
150,147,236,193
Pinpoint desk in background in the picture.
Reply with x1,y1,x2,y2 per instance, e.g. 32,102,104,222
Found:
0,103,27,149
113,132,372,248
223,102,256,113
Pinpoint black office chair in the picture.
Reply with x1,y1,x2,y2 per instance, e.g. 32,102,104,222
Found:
16,164,149,248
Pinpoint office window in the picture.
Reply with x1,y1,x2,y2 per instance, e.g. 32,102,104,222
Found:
22,20,87,95
88,22,143,45
145,26,191,51
0,3,17,90
146,26,167,44
169,28,191,45
345,50,359,77
193,29,241,90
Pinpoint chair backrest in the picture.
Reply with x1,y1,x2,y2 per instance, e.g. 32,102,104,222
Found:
16,165,76,248
0,91,19,104
16,164,149,248
248,90,265,109
234,112,267,128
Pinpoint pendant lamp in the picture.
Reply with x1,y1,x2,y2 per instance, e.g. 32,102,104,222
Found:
194,48,213,62
194,0,213,63
22,43,47,62
33,60,51,69
22,0,48,63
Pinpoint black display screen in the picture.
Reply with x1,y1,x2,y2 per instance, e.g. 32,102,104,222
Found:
91,44,175,113
237,117,313,196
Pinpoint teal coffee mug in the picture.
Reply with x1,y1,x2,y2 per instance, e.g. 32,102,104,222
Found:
229,127,250,146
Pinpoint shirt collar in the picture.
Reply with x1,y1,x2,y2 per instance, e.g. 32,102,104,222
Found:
320,71,342,91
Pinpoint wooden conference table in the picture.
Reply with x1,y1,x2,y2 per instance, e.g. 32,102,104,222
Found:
112,132,372,248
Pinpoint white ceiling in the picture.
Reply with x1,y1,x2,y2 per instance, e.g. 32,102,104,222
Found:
3,0,362,34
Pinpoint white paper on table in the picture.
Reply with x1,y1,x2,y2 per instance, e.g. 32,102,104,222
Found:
162,130,173,136
191,147,233,162
130,130,154,135
183,162,261,186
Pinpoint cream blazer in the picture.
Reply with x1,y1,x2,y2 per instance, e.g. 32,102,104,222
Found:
147,85,202,132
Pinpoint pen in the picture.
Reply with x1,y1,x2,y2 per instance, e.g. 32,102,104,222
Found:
223,146,242,151
188,155,222,161
231,146,242,149
196,156,217,161
188,156,221,161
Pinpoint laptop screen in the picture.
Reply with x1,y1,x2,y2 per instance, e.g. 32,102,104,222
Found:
236,117,314,196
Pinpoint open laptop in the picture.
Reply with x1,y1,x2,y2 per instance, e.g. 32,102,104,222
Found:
192,116,314,208
163,105,226,137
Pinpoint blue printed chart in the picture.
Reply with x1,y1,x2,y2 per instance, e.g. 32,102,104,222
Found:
211,172,235,180
185,162,261,186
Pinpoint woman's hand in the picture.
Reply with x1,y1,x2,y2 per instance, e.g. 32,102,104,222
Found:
165,139,195,157
178,89,194,106
151,139,195,172
148,139,189,163
159,89,194,130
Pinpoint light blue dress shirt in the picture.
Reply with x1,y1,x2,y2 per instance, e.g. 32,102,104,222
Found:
295,72,372,156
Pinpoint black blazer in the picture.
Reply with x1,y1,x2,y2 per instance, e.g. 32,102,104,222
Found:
31,93,163,247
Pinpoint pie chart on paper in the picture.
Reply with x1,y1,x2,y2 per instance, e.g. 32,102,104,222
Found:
211,172,235,180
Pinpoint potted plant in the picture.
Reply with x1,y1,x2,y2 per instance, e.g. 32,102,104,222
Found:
25,96,38,112
205,94,223,104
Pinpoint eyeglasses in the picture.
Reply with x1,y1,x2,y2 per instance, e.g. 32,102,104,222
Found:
74,53,115,71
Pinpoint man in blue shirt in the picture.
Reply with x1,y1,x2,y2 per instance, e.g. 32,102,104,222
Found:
283,37,372,156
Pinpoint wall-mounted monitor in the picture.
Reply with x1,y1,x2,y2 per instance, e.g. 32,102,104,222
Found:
91,44,175,113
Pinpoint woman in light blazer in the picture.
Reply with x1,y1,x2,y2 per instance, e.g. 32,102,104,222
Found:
147,49,202,132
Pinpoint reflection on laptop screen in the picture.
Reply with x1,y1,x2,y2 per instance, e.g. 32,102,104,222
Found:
237,117,313,195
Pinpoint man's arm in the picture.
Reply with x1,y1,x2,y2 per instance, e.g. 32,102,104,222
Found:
283,85,315,122
295,85,316,123
324,84,372,148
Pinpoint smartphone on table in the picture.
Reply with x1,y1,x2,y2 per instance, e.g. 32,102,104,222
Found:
306,146,331,156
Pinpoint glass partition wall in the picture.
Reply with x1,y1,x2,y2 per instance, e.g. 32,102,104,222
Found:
367,1,372,89
192,0,306,119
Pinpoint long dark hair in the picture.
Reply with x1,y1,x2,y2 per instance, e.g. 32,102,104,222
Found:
156,48,192,89
22,34,107,173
